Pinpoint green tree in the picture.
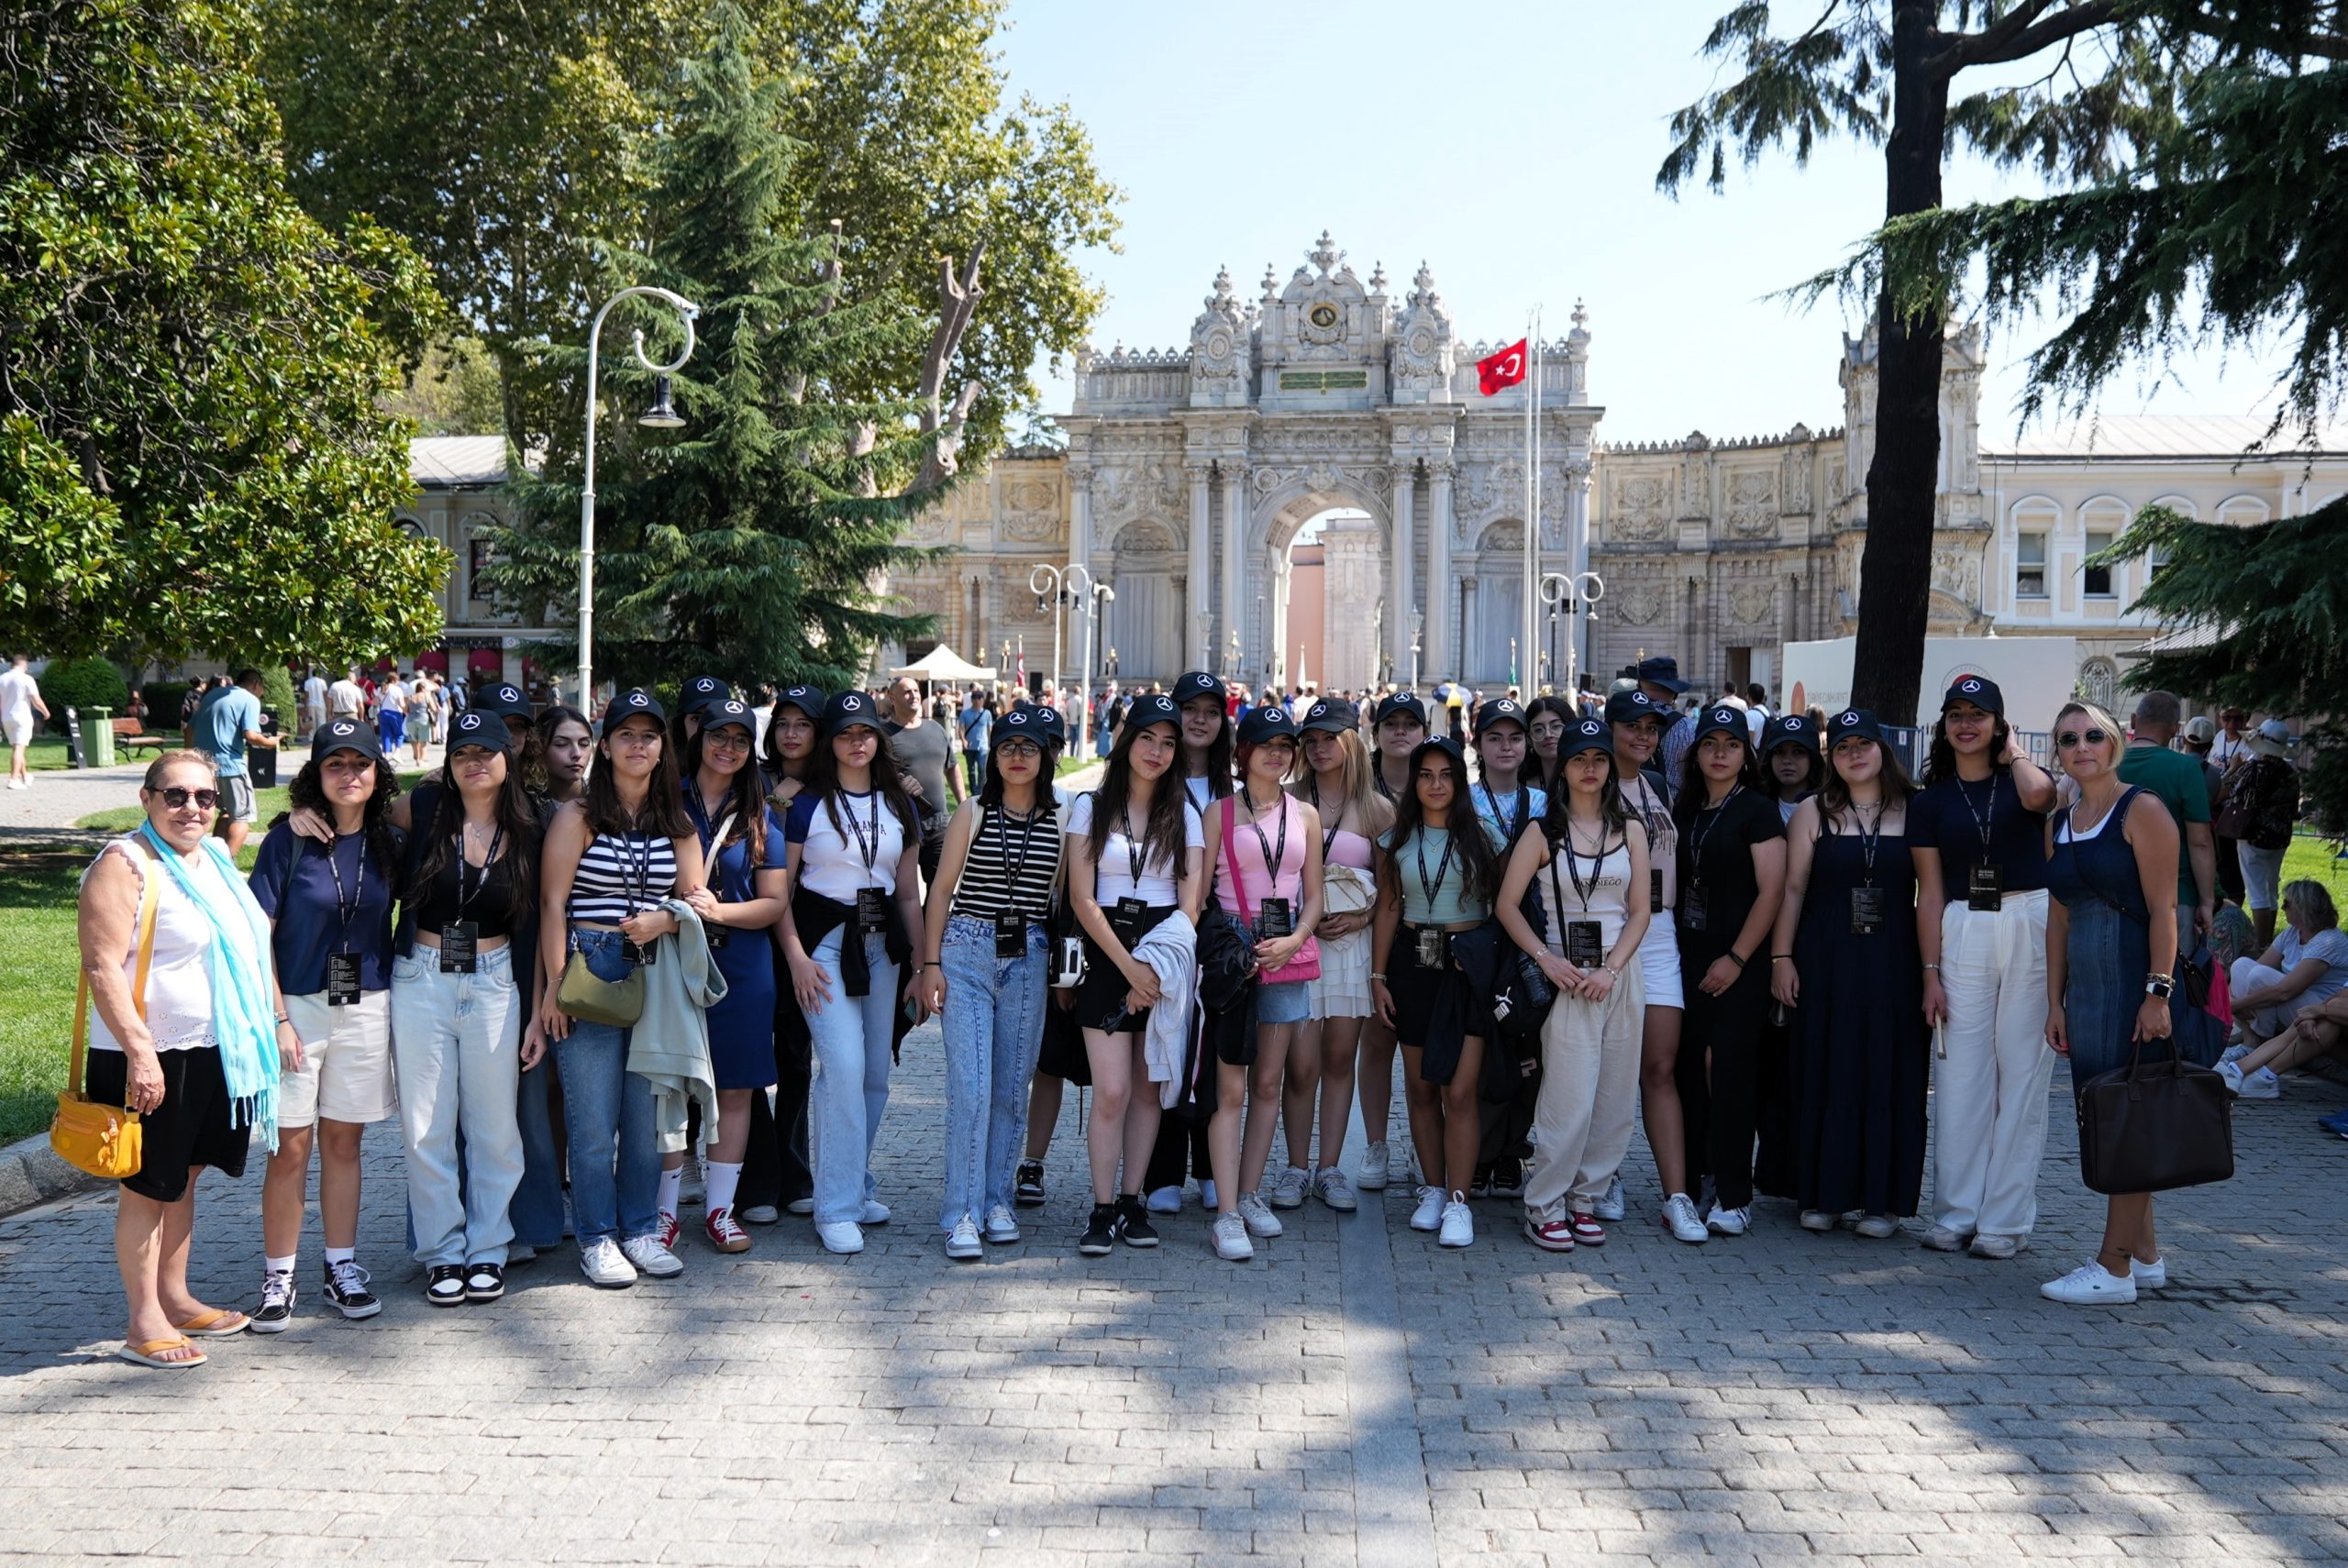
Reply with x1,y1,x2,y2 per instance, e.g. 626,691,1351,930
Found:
481,6,953,692
0,0,450,668
386,335,507,437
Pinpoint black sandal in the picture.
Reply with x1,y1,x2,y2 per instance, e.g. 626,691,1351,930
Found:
462,1263,504,1303
425,1264,467,1307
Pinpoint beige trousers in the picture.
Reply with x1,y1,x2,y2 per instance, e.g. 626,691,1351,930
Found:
1522,964,1645,1218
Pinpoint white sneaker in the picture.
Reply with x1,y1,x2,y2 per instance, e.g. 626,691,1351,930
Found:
579,1239,637,1288
739,1204,781,1225
1799,1209,1837,1231
1409,1184,1445,1231
1236,1192,1283,1238
2217,1060,2243,1092
1920,1224,1970,1252
2131,1253,2168,1287
2219,1043,2252,1066
981,1206,1021,1245
860,1198,892,1224
1437,1199,1475,1248
1661,1192,1709,1243
785,1197,815,1216
621,1234,683,1278
1145,1185,1183,1215
1212,1212,1254,1261
1706,1204,1750,1237
1269,1165,1311,1210
5,778,25,790
1355,1140,1391,1192
2238,1066,2281,1099
1594,1175,1626,1222
816,1221,865,1254
1313,1166,1359,1213
678,1155,705,1208
2041,1260,2137,1304
1853,1214,1901,1240
945,1217,982,1261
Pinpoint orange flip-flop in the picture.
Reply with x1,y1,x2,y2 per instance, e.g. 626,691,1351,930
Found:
119,1337,206,1369
170,1309,250,1337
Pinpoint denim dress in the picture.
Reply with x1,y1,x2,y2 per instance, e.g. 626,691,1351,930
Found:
2044,789,2153,1086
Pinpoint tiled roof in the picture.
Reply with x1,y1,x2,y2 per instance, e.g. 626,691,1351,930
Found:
1988,414,2348,459
411,436,517,488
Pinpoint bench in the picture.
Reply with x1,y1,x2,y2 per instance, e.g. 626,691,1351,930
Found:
113,717,172,753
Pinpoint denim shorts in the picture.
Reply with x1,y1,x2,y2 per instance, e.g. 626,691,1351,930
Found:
1257,978,1310,1026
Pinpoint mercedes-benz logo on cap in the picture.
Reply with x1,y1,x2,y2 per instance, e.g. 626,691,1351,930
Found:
1960,678,1982,692
333,722,355,737
1841,712,1859,726
459,713,481,730
1714,707,1734,723
843,694,863,709
626,693,647,706
1779,716,1800,729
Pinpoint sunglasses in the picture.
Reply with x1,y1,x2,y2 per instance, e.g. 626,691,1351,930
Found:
153,787,220,811
2056,728,2112,749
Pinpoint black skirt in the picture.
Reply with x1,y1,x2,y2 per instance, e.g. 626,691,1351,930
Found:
1074,903,1179,1033
1036,992,1091,1086
1387,924,1447,1049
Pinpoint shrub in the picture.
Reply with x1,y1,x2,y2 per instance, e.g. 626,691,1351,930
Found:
37,657,128,729
143,682,190,727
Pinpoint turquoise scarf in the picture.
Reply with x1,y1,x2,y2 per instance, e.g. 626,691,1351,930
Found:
138,823,282,1151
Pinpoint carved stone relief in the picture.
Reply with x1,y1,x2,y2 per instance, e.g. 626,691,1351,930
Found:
1618,585,1665,626
1728,582,1774,624
1612,473,1671,541
1726,470,1778,538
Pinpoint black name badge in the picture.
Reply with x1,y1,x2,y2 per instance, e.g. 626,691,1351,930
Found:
1680,885,1709,933
856,887,888,930
1257,896,1294,940
996,914,1027,959
623,937,658,966
1566,919,1605,968
437,921,478,974
1114,897,1150,925
326,951,362,1006
1416,927,1448,968
1849,886,1886,936
705,926,730,950
1966,863,2004,912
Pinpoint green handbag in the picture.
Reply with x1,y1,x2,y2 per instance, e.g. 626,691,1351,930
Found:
557,950,644,1028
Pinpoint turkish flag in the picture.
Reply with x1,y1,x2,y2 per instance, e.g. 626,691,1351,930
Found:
1477,338,1528,396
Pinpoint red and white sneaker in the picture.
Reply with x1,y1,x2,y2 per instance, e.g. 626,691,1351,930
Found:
1567,1212,1606,1247
704,1207,751,1254
658,1209,681,1250
1523,1216,1577,1253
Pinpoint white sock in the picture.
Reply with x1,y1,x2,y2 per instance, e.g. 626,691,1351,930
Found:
704,1161,743,1216
324,1244,354,1268
265,1253,296,1275
658,1166,682,1219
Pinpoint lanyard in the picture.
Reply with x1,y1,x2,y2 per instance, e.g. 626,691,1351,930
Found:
615,829,658,914
1309,778,1343,857
1413,827,1457,913
836,790,884,882
1119,807,1149,888
321,834,367,952
1240,790,1290,899
1852,800,1886,886
454,823,504,917
1955,775,1998,860
1684,784,1740,889
1560,817,1607,911
1477,783,1527,842
687,786,739,859
994,804,1045,920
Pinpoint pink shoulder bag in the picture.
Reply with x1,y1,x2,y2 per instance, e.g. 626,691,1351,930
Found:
1221,795,1321,985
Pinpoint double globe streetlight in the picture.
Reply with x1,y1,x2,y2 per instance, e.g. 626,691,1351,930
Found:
1029,561,1113,754
1539,569,1606,696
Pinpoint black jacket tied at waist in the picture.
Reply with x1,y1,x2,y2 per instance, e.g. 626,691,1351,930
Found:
791,886,912,998
1419,918,1509,1089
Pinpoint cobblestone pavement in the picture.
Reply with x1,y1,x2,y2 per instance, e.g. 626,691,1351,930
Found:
2,1030,2343,1566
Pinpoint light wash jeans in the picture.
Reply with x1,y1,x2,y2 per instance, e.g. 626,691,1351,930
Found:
553,930,661,1247
937,915,1048,1231
806,928,898,1228
390,944,526,1266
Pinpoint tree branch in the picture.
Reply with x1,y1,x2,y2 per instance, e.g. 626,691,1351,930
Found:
1930,0,2134,78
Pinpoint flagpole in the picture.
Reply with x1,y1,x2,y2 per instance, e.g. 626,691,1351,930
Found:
1523,308,1542,695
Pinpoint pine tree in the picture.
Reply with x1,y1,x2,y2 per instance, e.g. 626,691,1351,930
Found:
482,5,968,693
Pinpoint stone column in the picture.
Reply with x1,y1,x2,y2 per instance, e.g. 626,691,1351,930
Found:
1567,459,1594,689
1427,464,1455,681
1390,466,1415,682
1187,463,1213,670
1221,465,1248,678
1067,466,1091,577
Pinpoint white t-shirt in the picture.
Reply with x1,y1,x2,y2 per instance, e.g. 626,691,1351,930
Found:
0,668,38,728
301,675,327,711
2210,733,2254,771
328,678,364,716
2280,926,2348,1009
1066,790,1202,906
378,680,407,716
785,790,909,900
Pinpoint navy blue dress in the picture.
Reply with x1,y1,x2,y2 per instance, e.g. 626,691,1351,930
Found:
1790,824,1929,1217
2043,788,2154,1086
687,792,786,1091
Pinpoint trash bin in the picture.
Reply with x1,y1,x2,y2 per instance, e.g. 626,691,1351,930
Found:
249,708,281,789
88,707,116,767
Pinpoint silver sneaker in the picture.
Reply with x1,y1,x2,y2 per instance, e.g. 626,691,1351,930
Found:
1236,1192,1283,1238
1312,1166,1359,1213
1593,1175,1626,1222
580,1238,637,1288
1355,1140,1391,1192
621,1233,684,1278
1268,1165,1311,1210
1661,1192,1709,1243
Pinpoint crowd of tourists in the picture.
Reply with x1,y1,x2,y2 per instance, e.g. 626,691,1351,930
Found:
69,653,2344,1369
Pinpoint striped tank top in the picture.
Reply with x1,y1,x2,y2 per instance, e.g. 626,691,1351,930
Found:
949,803,1062,923
568,830,677,924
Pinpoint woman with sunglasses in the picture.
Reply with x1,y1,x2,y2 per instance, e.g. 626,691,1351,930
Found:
1498,717,1650,1251
2040,701,2181,1305
676,700,787,1253
1769,709,1929,1238
389,708,543,1306
1065,692,1205,1255
1668,705,1786,1238
918,705,1062,1259
538,690,707,1287
1370,737,1500,1250
1911,678,2057,1261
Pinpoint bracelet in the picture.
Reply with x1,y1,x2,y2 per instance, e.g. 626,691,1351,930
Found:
1923,963,1941,972
274,1014,291,1025
1369,971,1387,981
1770,955,1792,963
1724,951,1747,968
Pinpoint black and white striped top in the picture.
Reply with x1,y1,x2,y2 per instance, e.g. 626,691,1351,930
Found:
948,804,1061,924
568,831,677,924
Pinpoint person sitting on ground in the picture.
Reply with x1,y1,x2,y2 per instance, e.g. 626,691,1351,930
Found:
2221,880,2348,1098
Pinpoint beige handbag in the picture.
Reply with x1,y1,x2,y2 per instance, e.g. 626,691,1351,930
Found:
1322,861,1374,917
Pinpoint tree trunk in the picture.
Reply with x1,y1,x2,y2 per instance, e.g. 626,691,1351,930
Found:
1850,0,1950,727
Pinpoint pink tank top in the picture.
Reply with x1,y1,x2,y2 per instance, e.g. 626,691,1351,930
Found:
1216,792,1307,917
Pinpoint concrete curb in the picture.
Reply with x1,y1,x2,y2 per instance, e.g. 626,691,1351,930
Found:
0,1129,99,1218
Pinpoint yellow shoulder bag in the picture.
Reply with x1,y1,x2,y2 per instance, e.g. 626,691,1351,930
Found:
50,845,162,1179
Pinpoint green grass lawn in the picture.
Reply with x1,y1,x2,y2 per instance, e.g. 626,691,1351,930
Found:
2282,829,2348,903
0,852,92,1142
15,735,80,772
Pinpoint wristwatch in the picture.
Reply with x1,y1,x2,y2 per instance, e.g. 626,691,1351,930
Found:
2144,973,2175,999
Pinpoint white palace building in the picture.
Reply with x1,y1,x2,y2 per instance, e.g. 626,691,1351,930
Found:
410,231,2348,706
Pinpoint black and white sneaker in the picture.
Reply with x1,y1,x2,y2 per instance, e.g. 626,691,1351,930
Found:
462,1263,504,1303
1015,1160,1047,1208
1113,1195,1160,1249
424,1264,467,1307
324,1259,382,1319
1077,1202,1117,1256
249,1270,296,1333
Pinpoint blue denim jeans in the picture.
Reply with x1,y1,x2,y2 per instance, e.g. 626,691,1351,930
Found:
389,944,524,1266
553,929,660,1246
937,915,1047,1231
806,928,898,1227
511,1051,566,1247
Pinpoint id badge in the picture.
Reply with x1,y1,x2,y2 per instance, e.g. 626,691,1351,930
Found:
1114,897,1150,925
1650,867,1665,911
996,914,1027,959
705,927,730,950
1849,886,1885,936
326,951,362,1006
1566,920,1604,968
1257,896,1294,940
1415,927,1447,968
1966,863,2003,912
1680,885,1709,933
855,887,888,930
623,937,658,966
437,921,478,974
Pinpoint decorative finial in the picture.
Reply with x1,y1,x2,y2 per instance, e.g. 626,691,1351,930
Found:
1208,263,1235,307
1410,260,1440,307
1571,297,1589,333
1368,260,1388,293
1309,230,1341,274
1260,264,1279,304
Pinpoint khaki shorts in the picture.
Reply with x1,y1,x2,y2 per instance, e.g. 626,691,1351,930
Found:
280,988,396,1127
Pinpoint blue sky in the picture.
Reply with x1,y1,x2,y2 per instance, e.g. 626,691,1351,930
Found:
998,1,2286,447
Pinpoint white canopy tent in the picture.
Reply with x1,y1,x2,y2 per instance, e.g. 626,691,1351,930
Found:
890,645,997,683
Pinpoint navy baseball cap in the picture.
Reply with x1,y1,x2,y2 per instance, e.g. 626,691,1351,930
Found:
1475,697,1527,734
1692,702,1751,748
817,690,884,739
1560,716,1614,762
1027,702,1069,746
477,682,534,722
1634,655,1693,695
1941,674,2004,718
682,674,730,714
1605,688,1666,726
1827,708,1885,746
994,706,1051,747
699,698,754,737
1373,691,1428,728
446,708,512,755
1170,670,1226,708
1300,697,1358,735
1123,692,1181,735
309,716,383,764
1766,712,1818,753
772,684,825,721
601,689,667,729
1237,705,1300,746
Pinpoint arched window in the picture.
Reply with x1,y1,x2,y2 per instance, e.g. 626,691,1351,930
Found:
2077,656,2120,709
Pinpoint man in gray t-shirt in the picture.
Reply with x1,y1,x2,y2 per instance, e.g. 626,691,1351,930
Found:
884,676,954,882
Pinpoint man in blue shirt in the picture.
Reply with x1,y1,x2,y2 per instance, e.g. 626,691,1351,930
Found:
197,667,279,854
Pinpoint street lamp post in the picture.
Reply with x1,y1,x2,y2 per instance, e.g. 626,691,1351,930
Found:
578,286,699,710
1077,581,1113,753
1029,561,1098,748
1538,569,1606,695
1409,609,1423,693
